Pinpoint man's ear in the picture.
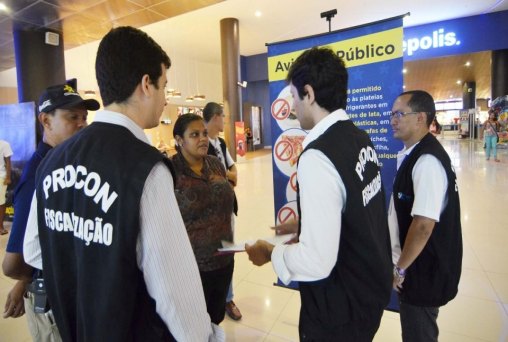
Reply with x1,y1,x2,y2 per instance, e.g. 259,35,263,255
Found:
303,84,315,103
140,74,152,97
38,112,51,129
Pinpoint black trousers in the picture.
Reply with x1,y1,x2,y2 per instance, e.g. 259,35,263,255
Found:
299,309,384,341
199,260,234,324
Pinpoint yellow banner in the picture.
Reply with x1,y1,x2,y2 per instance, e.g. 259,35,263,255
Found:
268,27,403,82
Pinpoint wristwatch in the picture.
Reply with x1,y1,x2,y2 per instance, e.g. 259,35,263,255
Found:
393,265,406,278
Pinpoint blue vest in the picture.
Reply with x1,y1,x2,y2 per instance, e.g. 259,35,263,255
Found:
36,122,175,341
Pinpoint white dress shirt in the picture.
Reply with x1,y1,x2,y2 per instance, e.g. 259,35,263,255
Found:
209,137,234,169
23,110,224,342
388,143,448,263
271,109,348,285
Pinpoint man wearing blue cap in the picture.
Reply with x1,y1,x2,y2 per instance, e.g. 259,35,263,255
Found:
2,83,99,342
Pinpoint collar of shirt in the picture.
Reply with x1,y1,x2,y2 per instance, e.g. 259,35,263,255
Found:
93,110,151,145
209,137,220,148
396,142,420,170
302,109,349,149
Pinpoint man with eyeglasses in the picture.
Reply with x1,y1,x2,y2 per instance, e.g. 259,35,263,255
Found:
389,90,462,342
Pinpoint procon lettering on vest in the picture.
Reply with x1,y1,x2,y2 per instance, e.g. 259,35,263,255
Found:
355,146,380,182
42,165,118,214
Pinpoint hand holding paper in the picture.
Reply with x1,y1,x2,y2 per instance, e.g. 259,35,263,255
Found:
245,240,274,266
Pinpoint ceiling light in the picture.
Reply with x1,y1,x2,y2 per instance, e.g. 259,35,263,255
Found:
456,80,461,85
83,90,96,97
185,96,194,102
194,94,206,101
449,95,453,98
255,10,262,17
168,90,181,98
402,68,407,74
465,61,471,67
0,3,8,12
403,85,406,89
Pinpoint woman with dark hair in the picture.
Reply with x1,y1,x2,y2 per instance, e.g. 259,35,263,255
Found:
483,110,500,162
171,113,235,324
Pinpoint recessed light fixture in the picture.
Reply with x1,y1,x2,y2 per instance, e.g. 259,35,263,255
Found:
402,85,406,89
255,10,262,17
456,80,461,85
465,61,471,67
185,96,194,102
402,68,407,74
449,95,453,98
0,3,8,12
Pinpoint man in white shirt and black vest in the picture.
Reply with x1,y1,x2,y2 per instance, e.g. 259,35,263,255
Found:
203,101,242,321
23,27,224,341
389,90,462,342
245,47,392,341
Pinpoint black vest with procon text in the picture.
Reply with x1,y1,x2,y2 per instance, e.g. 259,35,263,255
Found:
36,122,175,342
297,120,392,340
393,133,462,307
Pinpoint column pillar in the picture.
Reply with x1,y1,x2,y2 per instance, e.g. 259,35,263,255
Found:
462,81,475,109
14,23,65,141
220,18,241,160
491,49,508,100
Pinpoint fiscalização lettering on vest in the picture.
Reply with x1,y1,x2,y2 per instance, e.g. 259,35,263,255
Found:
40,163,118,247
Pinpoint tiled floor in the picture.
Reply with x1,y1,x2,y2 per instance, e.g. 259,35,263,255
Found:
1,137,508,341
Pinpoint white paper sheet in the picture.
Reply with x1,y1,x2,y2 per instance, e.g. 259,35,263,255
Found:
217,234,296,254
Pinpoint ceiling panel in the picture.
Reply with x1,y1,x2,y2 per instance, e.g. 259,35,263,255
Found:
404,51,492,101
0,0,224,72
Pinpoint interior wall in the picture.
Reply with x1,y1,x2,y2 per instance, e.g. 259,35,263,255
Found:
0,87,18,105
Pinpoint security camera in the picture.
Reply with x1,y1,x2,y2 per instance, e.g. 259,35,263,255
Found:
320,9,337,19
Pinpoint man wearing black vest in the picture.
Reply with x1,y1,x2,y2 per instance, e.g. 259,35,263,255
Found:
23,27,224,341
203,102,242,321
389,90,462,342
245,47,392,341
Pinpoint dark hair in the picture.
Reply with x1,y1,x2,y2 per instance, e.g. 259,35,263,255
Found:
399,90,436,127
95,26,171,106
286,47,348,112
173,113,204,140
203,102,223,123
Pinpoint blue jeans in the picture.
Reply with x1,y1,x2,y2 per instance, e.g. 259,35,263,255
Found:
226,281,234,302
485,135,498,159
399,301,439,342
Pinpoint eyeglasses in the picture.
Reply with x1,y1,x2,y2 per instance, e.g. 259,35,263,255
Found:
390,111,420,119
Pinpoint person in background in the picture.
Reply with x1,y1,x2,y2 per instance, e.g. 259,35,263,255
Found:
202,101,242,321
389,90,462,342
483,110,500,162
0,139,13,235
171,113,235,325
2,83,98,341
429,117,441,136
245,47,393,340
23,26,223,341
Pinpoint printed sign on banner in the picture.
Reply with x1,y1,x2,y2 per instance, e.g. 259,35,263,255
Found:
267,16,404,308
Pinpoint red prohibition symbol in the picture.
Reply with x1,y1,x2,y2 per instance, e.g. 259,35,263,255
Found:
278,206,296,224
290,172,298,192
271,98,290,120
274,140,293,162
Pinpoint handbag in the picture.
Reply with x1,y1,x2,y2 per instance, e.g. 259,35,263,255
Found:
488,122,500,143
